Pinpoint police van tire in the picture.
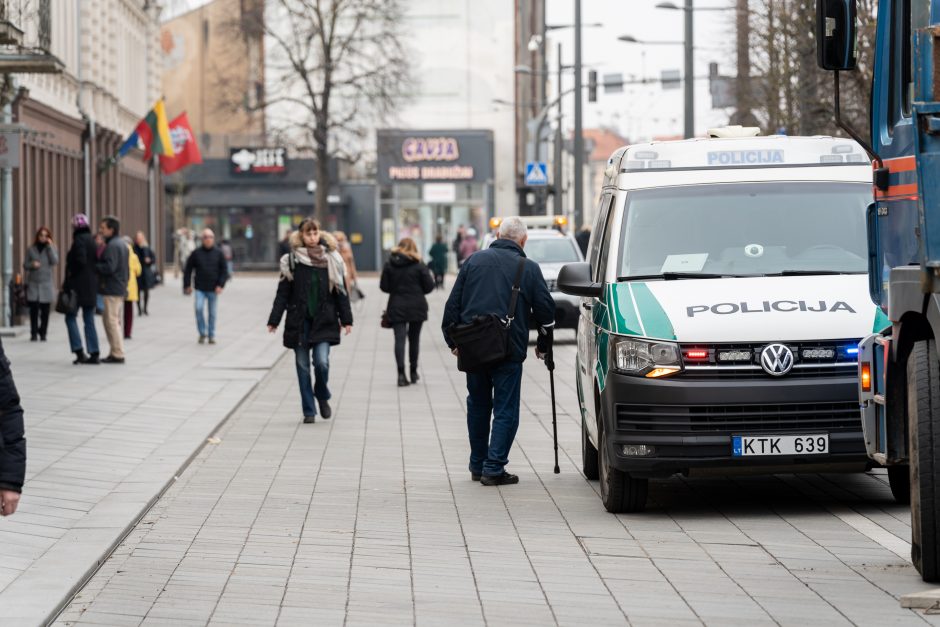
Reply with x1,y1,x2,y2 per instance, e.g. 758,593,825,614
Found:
582,415,599,480
907,340,940,582
887,465,910,505
598,418,648,513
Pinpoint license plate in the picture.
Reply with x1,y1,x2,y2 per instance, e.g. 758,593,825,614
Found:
732,434,829,457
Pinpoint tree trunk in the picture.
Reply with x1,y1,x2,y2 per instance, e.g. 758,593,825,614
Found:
315,140,330,224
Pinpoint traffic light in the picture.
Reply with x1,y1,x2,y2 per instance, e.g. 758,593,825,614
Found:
588,70,598,103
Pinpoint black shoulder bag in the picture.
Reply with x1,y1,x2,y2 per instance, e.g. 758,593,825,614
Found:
447,258,526,373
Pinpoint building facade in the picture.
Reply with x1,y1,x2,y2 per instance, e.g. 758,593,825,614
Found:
7,0,162,321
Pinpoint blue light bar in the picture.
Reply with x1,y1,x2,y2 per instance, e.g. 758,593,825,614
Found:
846,347,859,355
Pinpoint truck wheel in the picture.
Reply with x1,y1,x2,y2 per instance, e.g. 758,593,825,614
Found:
887,465,910,504
582,415,599,480
598,417,648,513
907,340,940,582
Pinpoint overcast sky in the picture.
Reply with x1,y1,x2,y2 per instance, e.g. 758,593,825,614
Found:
162,0,738,141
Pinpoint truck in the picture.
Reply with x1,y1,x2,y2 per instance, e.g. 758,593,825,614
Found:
816,0,939,582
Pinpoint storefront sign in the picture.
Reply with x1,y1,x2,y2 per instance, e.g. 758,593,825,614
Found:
230,147,288,175
0,125,23,169
422,183,457,203
377,130,493,185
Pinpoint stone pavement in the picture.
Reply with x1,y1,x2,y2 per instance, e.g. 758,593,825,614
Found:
52,278,940,626
0,274,285,625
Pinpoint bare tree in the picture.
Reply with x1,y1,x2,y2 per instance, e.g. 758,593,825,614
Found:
230,0,409,221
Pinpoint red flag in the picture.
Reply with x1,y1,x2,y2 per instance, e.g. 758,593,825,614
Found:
160,113,202,175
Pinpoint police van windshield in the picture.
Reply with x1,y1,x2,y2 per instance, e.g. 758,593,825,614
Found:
617,182,869,279
525,237,581,264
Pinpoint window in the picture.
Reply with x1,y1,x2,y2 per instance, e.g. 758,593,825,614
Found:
594,195,618,283
587,193,610,275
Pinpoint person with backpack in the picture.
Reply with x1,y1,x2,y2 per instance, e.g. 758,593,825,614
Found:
380,238,434,387
267,219,353,423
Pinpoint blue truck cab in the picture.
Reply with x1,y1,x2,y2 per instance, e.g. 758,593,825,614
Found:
818,0,939,582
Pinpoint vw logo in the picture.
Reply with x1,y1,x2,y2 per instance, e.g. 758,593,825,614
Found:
760,343,794,376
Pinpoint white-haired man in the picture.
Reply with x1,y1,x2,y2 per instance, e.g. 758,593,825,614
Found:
184,228,229,344
442,217,555,486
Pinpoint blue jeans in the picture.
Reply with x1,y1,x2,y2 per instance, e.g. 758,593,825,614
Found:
295,338,331,417
194,290,218,338
65,305,99,354
466,361,523,476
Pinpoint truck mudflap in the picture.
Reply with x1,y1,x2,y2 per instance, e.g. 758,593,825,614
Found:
858,332,889,464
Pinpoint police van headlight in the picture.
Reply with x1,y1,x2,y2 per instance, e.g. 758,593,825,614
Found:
611,338,682,378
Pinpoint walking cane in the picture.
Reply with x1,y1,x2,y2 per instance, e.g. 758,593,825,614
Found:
546,342,560,474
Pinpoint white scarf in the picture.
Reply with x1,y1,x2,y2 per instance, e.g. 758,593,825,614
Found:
280,246,348,296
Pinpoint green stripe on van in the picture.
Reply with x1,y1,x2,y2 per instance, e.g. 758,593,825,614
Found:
632,282,677,340
605,283,643,336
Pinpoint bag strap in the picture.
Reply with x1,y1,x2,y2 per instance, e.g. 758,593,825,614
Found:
506,257,526,323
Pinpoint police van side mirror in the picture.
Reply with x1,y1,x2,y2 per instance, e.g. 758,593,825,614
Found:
816,0,858,71
558,262,602,298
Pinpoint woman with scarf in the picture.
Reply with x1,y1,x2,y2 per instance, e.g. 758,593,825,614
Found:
267,219,353,423
380,238,434,387
23,226,58,341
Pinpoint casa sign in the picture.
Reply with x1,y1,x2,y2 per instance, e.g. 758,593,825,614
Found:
376,130,494,185
401,137,460,162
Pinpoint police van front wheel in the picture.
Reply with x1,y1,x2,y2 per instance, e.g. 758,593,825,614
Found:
598,419,648,513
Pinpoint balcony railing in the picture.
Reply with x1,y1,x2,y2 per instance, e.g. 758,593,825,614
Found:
0,0,62,74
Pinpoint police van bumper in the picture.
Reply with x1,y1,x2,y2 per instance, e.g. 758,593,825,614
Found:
599,372,869,478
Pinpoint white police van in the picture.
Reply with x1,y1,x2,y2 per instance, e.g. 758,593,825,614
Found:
557,129,887,513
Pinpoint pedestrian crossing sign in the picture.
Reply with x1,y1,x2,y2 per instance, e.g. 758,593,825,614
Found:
525,161,549,186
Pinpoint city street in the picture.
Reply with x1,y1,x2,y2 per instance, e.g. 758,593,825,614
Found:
3,276,927,627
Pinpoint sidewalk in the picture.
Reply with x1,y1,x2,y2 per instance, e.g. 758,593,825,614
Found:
0,275,284,625
54,279,940,626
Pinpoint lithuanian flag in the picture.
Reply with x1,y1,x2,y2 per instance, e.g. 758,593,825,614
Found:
118,99,176,161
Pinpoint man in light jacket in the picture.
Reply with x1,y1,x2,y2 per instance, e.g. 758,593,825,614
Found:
96,216,129,364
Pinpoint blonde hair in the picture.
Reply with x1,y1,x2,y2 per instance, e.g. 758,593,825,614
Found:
392,237,421,261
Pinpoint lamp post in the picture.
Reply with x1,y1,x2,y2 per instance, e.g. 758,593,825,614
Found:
573,0,584,228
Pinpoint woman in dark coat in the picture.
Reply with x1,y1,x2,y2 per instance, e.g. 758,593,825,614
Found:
134,231,157,316
428,235,449,290
380,238,434,387
23,226,58,341
62,214,100,364
267,219,353,423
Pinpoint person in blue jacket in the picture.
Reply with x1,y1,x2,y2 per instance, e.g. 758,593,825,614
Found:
442,217,555,486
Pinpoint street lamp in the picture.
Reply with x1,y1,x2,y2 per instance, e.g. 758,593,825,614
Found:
617,35,684,45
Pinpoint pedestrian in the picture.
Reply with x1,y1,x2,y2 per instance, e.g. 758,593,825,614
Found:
428,235,449,290
458,227,479,266
380,238,434,387
220,238,234,280
267,219,353,424
442,217,555,486
278,230,292,258
452,225,466,266
133,231,156,316
175,227,196,278
576,225,591,257
63,214,100,364
0,339,25,516
183,229,228,344
96,217,129,363
23,226,58,341
334,231,364,299
122,236,141,340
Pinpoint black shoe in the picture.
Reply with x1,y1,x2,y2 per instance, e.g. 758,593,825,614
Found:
29,336,37,342
208,337,216,345
303,415,316,424
318,399,332,419
410,369,420,384
40,336,47,342
471,473,481,482
86,352,100,365
198,335,206,344
102,355,125,364
398,373,410,387
72,350,88,365
480,472,519,486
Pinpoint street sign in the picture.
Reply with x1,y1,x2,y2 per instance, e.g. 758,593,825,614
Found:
661,69,681,90
0,124,23,169
525,161,549,187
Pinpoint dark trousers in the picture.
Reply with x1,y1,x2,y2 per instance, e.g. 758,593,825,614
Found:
432,270,444,289
466,360,523,476
393,321,423,372
28,301,50,339
124,301,134,339
137,289,149,315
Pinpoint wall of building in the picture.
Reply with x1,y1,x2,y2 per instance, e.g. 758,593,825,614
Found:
391,0,516,216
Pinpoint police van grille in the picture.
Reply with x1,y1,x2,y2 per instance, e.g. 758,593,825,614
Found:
615,401,861,433
678,340,859,380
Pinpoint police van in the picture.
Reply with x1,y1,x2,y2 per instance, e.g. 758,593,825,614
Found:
557,130,887,513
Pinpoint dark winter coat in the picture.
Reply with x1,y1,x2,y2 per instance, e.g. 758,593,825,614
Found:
428,242,449,275
134,244,157,290
64,229,99,308
380,253,434,323
183,246,228,293
268,262,353,348
96,235,129,297
442,238,555,363
0,340,25,493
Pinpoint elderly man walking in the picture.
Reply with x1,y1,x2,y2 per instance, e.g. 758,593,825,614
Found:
442,217,555,486
184,229,229,344
96,216,129,364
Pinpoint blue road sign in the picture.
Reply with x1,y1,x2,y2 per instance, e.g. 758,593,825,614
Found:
525,161,549,187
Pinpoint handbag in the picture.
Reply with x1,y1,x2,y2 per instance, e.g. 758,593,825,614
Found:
55,288,78,315
446,258,526,373
381,310,392,328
